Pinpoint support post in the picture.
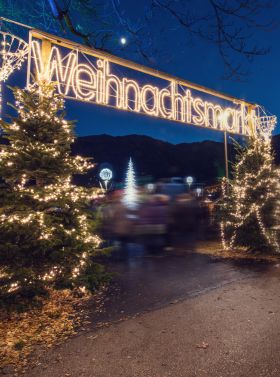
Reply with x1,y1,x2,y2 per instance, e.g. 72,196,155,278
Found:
224,130,229,181
247,104,256,137
41,39,52,80
26,31,32,88
0,81,2,121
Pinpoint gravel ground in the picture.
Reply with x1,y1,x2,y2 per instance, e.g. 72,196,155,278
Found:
25,265,280,377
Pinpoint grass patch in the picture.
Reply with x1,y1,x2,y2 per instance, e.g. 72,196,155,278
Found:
194,240,280,262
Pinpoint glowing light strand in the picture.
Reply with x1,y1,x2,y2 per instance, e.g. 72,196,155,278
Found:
30,40,256,137
0,82,102,293
220,137,280,253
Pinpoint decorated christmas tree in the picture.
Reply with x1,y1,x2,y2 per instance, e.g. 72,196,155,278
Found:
219,136,280,253
0,81,102,299
122,157,138,210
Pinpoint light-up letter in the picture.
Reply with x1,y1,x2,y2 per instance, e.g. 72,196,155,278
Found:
205,102,223,129
141,85,159,116
31,41,45,80
47,47,76,95
243,108,257,137
223,108,236,133
96,59,105,104
72,64,96,101
192,98,205,126
158,88,172,119
185,89,192,124
123,78,141,111
104,61,123,108
171,83,186,122
234,104,246,135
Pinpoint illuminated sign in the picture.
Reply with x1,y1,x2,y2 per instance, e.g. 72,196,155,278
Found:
28,33,257,137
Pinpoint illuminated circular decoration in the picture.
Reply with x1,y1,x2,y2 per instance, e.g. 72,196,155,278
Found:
99,168,113,181
186,176,193,187
0,31,29,82
147,183,155,192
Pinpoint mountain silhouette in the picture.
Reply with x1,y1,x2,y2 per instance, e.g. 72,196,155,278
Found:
72,134,235,185
72,133,280,185
2,133,279,185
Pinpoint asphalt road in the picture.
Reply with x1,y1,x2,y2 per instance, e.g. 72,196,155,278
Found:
26,247,280,377
90,245,270,326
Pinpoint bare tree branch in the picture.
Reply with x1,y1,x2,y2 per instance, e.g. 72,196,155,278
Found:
0,0,277,80
150,0,276,79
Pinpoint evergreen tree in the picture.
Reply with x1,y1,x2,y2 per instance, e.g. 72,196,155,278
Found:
219,136,279,253
0,81,102,299
122,157,138,210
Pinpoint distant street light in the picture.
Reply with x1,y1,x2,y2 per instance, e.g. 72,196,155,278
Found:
186,176,193,189
100,168,113,181
99,168,113,191
147,183,155,192
218,111,230,181
196,187,202,197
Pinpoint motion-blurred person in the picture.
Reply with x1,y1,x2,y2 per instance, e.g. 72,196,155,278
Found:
171,193,206,244
136,194,170,250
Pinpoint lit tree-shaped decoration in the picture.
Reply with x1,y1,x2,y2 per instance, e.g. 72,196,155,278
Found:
219,134,280,254
122,157,138,210
0,31,29,119
0,81,102,298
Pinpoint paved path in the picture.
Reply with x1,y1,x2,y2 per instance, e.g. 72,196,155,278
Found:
90,247,269,326
26,249,280,377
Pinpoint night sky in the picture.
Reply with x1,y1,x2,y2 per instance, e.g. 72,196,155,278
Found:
3,0,280,144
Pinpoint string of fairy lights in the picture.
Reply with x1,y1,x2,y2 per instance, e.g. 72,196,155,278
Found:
30,39,255,137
